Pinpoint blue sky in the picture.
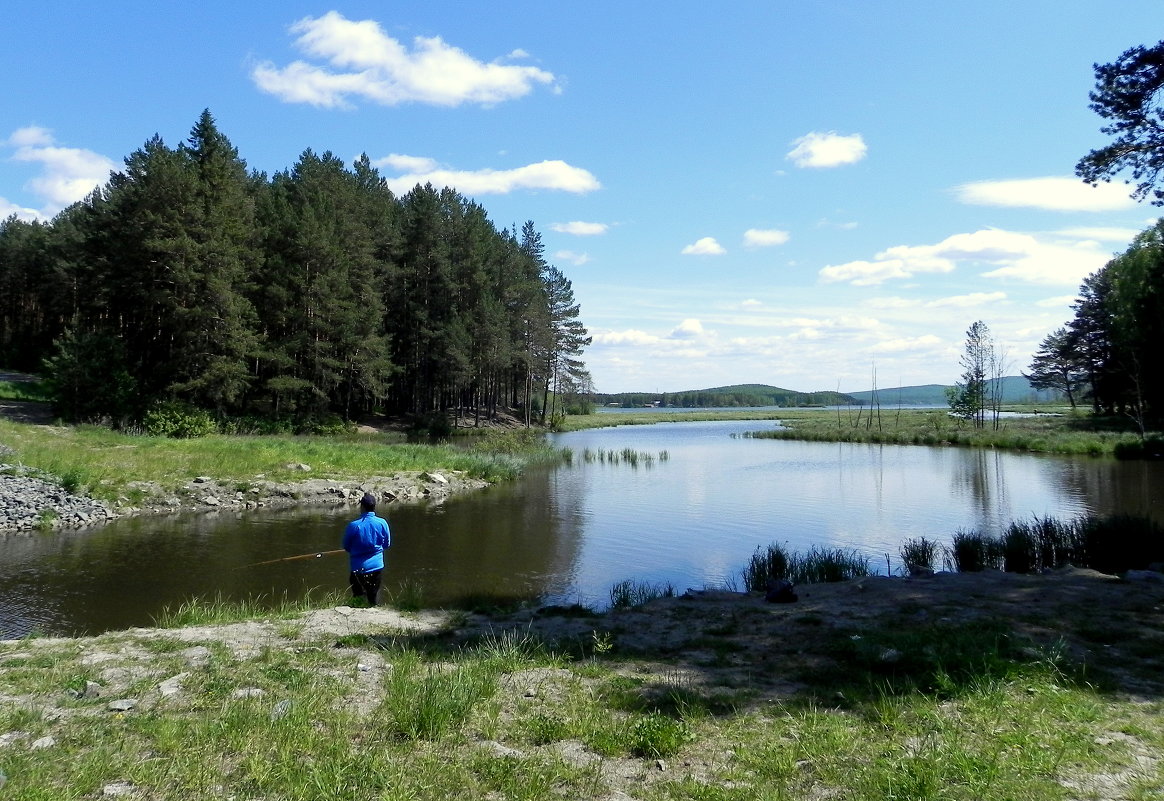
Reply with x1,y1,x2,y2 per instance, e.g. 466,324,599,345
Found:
3,2,1161,393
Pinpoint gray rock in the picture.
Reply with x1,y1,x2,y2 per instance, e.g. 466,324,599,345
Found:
270,699,292,720
108,699,137,712
31,735,55,749
158,672,190,697
101,781,136,797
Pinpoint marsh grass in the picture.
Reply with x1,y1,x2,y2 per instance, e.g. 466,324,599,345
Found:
741,407,1150,457
899,536,939,572
946,514,1164,576
743,543,871,590
580,447,667,467
609,579,676,609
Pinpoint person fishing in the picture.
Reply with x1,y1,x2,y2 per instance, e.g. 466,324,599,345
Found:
343,492,391,607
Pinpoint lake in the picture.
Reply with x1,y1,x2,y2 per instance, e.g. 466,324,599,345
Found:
2,419,1161,638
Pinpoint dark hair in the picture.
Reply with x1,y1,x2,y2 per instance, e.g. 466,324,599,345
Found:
359,493,376,511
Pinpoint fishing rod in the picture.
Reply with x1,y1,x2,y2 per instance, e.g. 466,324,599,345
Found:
238,548,346,569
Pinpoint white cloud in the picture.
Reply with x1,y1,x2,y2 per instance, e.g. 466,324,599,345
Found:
820,228,1111,287
868,335,943,353
681,237,726,256
926,292,1007,308
743,228,790,247
0,197,41,221
670,319,705,339
1036,295,1077,308
787,131,867,168
374,156,600,195
1055,226,1139,243
551,220,608,236
8,126,54,147
253,11,557,108
554,249,590,266
3,127,116,218
378,153,439,173
740,298,763,308
954,176,1137,212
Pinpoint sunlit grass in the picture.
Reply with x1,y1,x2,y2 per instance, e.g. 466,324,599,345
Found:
0,418,561,500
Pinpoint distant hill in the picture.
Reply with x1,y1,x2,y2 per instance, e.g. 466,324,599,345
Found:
594,377,1065,409
593,384,858,408
847,376,1065,406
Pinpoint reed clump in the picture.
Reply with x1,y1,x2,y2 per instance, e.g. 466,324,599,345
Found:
742,543,872,591
609,579,677,609
945,514,1164,575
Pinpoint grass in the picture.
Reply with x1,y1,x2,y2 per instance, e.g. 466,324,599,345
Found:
0,418,563,501
3,590,1162,800
944,513,1164,576
153,588,347,628
741,407,1154,457
0,379,51,402
742,542,872,591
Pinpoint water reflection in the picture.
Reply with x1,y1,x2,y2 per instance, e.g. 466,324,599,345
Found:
2,420,1162,638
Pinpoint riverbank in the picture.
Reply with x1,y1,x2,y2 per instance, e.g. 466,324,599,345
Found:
0,415,550,533
2,568,1162,799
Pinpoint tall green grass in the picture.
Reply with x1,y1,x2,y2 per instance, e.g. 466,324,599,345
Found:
742,543,872,590
946,514,1164,575
0,418,561,500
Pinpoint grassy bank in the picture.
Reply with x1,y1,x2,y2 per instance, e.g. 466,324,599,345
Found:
0,419,557,503
744,408,1153,456
2,571,1162,800
557,406,1153,456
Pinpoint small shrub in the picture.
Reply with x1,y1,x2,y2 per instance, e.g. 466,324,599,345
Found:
625,712,692,758
142,402,218,438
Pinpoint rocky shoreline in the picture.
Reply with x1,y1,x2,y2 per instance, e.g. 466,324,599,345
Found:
0,464,490,534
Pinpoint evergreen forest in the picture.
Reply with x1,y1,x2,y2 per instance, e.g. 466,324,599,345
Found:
0,111,592,430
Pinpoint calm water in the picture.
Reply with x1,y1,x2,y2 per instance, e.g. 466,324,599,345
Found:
2,420,1162,638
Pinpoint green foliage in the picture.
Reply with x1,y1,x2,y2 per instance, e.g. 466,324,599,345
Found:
625,712,692,758
0,112,591,428
41,328,137,423
142,401,218,438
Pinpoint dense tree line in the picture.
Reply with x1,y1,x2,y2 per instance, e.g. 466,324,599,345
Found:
0,111,590,428
1027,221,1164,428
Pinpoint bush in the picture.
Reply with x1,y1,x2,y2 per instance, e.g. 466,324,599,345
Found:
142,402,218,438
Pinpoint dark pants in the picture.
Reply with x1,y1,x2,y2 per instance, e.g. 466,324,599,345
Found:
349,569,383,606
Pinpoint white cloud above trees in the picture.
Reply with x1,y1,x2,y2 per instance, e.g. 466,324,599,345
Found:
373,154,600,195
551,221,608,235
252,11,557,108
1,127,116,219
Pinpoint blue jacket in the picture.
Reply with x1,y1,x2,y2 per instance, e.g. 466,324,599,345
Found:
343,511,391,573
